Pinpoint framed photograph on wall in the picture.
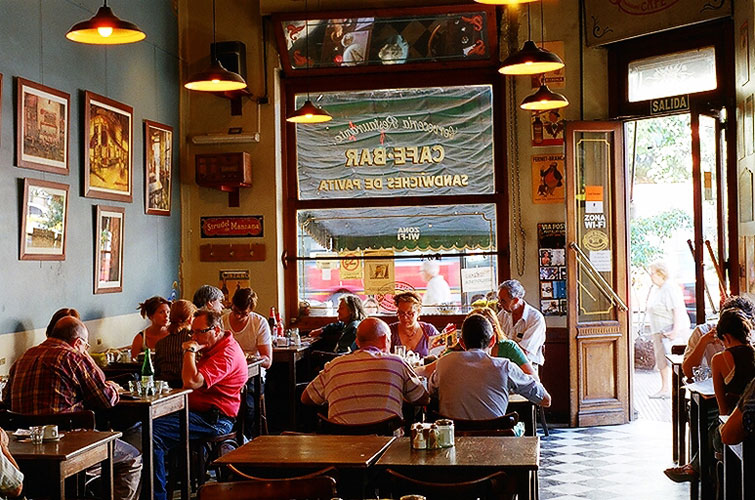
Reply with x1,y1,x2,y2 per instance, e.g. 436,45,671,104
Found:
84,91,133,202
144,120,173,215
94,205,125,294
16,78,70,174
20,178,69,261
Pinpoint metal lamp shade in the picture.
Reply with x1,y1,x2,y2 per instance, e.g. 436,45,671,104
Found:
184,60,247,92
286,100,333,124
499,40,564,75
520,84,569,111
66,5,146,44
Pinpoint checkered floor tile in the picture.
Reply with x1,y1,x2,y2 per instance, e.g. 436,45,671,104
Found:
539,421,688,500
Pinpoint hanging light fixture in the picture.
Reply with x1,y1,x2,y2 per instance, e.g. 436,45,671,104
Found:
286,0,332,124
184,0,247,92
474,0,537,4
520,81,569,110
66,1,146,44
499,2,564,75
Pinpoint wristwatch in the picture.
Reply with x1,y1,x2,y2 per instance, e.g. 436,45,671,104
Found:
183,347,197,353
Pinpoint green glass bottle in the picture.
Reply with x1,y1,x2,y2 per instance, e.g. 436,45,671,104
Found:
141,348,155,393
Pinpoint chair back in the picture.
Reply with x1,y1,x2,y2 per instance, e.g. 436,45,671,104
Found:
0,409,96,431
197,476,337,500
432,411,519,436
384,468,516,500
317,413,404,436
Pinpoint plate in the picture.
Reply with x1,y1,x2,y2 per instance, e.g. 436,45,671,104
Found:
43,433,64,442
12,429,30,440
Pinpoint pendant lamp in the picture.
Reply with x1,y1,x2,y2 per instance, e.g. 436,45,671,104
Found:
520,82,569,110
499,2,564,75
66,1,146,44
286,1,332,124
184,0,247,92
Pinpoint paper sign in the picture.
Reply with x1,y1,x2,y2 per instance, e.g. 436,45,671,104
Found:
339,251,363,280
589,250,612,272
313,252,339,270
532,154,565,204
461,266,495,293
585,201,604,214
363,250,394,295
585,186,603,201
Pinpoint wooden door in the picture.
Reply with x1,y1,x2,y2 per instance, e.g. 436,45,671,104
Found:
566,121,630,427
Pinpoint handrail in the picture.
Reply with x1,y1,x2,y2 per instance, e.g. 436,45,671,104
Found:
568,242,628,311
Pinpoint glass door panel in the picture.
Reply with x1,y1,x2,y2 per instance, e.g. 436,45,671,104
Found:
700,114,722,320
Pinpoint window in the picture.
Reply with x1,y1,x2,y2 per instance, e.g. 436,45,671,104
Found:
628,46,717,102
288,82,503,316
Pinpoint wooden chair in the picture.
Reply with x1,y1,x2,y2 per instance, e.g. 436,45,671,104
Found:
383,468,516,500
316,413,404,436
198,469,337,500
432,411,519,437
0,409,96,430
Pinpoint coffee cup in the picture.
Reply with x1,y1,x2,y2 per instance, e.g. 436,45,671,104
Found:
43,425,58,440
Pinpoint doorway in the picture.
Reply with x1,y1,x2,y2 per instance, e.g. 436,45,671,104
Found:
625,111,727,421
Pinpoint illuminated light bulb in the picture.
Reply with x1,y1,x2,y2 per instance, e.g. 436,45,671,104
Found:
97,26,113,37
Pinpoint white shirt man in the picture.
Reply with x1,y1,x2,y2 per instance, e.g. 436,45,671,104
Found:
497,280,547,368
421,260,452,314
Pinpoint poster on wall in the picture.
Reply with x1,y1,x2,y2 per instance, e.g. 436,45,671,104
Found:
218,270,250,306
16,78,70,175
532,154,565,204
531,109,564,147
537,222,566,316
20,178,69,261
530,41,565,89
339,250,363,280
201,216,264,238
94,205,125,294
144,120,173,216
84,91,133,203
583,0,731,47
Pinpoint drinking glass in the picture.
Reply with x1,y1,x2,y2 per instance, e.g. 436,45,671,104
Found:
395,345,407,358
29,426,44,444
128,380,142,396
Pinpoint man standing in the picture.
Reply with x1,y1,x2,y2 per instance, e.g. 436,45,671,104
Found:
430,314,550,419
151,309,247,500
301,317,429,424
420,260,452,314
497,280,547,373
4,316,142,500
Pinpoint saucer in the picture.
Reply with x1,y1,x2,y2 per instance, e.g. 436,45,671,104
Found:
43,433,64,442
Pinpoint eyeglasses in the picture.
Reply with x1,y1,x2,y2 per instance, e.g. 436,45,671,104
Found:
78,338,90,350
190,326,215,336
396,309,418,318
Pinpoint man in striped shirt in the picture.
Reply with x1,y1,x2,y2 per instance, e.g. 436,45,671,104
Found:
302,317,429,424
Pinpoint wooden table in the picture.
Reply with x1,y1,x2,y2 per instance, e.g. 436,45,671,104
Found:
272,343,311,430
666,353,686,464
114,388,192,500
375,436,540,500
686,379,717,500
508,393,537,436
8,430,121,500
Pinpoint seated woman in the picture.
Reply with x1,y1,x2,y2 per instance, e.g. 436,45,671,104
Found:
45,307,80,337
389,291,439,358
309,294,366,353
154,300,195,388
721,378,755,445
711,308,755,416
221,288,273,367
131,296,171,360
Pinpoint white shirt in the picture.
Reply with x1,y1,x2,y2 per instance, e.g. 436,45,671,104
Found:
683,322,723,370
423,275,452,314
498,301,547,366
647,280,688,334
221,311,271,380
430,349,547,420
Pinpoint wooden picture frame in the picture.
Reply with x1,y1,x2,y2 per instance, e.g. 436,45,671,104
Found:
84,91,133,202
144,120,173,215
20,178,69,261
16,77,70,174
94,205,125,294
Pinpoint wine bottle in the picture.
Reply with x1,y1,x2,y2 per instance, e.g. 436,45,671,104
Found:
141,348,155,394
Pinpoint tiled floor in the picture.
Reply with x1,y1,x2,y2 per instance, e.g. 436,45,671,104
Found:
539,420,689,500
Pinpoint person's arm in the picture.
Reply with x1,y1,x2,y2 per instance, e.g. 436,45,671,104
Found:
0,430,22,498
181,340,205,389
711,351,733,415
720,407,747,445
77,355,119,409
130,332,143,361
300,372,326,406
682,326,718,379
506,361,551,407
403,361,431,406
517,313,546,362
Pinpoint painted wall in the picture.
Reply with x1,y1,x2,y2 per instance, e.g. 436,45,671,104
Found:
0,0,182,369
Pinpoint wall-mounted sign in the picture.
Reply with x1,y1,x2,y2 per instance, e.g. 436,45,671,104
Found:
200,215,263,238
650,95,689,115
532,154,565,204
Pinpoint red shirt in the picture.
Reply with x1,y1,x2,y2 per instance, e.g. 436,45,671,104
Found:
189,332,247,418
4,337,118,414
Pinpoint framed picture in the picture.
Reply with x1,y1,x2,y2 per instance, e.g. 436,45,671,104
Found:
20,178,69,261
84,91,133,202
144,120,173,215
94,205,125,294
15,77,70,174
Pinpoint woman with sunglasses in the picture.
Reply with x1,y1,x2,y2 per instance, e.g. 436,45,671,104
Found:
390,290,439,358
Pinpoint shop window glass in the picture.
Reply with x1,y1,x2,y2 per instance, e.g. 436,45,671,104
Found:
628,46,716,102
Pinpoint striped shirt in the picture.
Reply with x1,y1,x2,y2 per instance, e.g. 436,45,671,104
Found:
155,327,192,388
304,347,428,424
4,337,118,414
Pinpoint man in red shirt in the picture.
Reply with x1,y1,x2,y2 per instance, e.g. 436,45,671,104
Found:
151,308,247,500
4,316,142,500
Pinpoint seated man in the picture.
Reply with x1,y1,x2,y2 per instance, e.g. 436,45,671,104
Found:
152,309,247,500
497,280,547,374
0,427,23,499
3,316,142,500
430,314,551,420
192,284,225,313
301,317,430,424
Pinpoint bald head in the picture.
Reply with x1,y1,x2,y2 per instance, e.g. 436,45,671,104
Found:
51,316,88,344
356,317,391,352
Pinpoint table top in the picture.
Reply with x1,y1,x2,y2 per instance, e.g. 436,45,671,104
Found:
116,388,191,406
214,434,395,468
272,343,311,354
376,436,539,470
685,378,715,397
8,430,121,461
508,394,531,404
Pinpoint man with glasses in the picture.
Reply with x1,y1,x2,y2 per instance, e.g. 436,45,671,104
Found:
497,280,547,375
4,315,142,500
151,309,247,500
